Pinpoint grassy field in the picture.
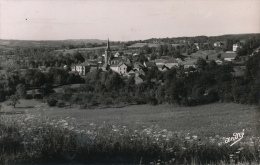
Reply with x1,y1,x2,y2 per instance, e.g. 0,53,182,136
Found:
1,99,257,137
1,99,259,164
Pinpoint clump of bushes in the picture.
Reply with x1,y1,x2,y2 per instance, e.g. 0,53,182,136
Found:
47,98,58,107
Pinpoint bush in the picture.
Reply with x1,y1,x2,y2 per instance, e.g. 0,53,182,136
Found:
57,100,66,108
148,97,158,105
47,98,58,107
25,94,33,100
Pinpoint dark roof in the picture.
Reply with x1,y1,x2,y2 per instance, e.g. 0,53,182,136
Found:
157,64,166,68
134,62,144,68
144,61,156,67
111,57,122,61
155,59,167,63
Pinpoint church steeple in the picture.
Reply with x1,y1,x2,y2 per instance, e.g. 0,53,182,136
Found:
106,38,111,51
104,38,111,66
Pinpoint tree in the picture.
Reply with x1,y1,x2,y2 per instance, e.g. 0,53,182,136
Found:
16,84,26,98
104,97,113,108
8,94,20,108
196,58,207,71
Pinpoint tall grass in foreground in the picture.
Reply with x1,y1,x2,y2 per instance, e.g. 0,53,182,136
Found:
0,114,259,164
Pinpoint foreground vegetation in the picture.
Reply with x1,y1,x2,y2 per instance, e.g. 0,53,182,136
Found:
0,102,259,164
1,113,260,164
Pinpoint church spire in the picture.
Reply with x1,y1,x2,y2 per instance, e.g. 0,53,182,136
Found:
106,38,111,51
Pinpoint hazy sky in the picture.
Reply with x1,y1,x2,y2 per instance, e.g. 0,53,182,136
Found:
0,0,259,41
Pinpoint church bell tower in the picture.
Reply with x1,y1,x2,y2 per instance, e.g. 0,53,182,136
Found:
105,39,111,65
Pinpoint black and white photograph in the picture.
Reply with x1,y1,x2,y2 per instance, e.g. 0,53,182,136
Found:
0,0,260,164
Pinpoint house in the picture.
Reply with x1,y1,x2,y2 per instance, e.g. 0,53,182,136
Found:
194,43,199,50
110,62,128,75
214,41,225,47
71,61,98,75
250,46,260,56
134,76,144,85
135,69,145,77
110,57,122,65
133,62,144,70
233,42,242,52
38,66,51,73
165,58,179,69
114,52,120,57
157,64,169,72
222,52,236,62
127,70,136,77
155,59,167,66
110,57,131,67
182,60,197,69
143,61,156,69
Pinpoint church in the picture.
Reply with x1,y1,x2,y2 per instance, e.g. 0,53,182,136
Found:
102,39,130,75
101,39,112,71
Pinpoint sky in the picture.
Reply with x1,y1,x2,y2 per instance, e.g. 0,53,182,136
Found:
0,0,259,41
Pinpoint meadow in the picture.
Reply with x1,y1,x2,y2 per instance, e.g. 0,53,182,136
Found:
0,100,259,164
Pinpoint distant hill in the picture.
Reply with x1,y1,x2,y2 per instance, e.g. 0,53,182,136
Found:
0,39,107,49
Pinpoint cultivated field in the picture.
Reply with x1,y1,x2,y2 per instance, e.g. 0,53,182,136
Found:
189,50,225,60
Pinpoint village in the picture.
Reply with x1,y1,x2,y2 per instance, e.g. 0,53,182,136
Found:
69,39,247,84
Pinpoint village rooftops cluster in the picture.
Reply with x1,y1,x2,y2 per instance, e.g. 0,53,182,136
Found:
68,38,251,83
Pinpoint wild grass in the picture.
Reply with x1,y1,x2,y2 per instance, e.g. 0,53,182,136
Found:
0,107,259,164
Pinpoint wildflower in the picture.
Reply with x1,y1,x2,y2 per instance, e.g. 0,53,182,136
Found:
238,147,244,151
185,136,190,140
113,129,119,132
62,123,68,126
192,135,198,140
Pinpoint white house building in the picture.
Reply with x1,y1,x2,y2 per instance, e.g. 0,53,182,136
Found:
110,62,128,75
233,42,242,52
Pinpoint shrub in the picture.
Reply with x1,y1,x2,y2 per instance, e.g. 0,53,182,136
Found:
47,98,58,107
57,100,66,108
25,94,33,100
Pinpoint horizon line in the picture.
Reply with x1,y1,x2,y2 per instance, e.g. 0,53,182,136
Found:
0,33,259,42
